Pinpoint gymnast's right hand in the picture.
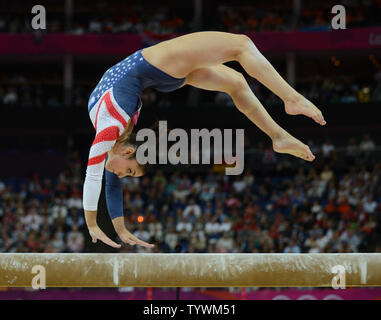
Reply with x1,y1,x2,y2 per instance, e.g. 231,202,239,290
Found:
84,210,121,248
112,216,155,248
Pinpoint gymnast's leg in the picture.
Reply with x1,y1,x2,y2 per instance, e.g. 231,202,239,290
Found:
234,35,326,126
184,64,315,161
146,31,326,125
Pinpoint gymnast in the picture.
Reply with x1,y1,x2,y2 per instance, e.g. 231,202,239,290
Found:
84,31,326,249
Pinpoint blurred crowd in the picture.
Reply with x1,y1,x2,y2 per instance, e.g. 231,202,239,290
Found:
0,0,380,34
215,71,381,108
0,151,85,253
295,69,381,105
297,0,381,31
0,72,90,108
0,3,190,34
0,135,380,254
213,0,381,32
0,76,60,108
210,1,293,33
71,6,188,35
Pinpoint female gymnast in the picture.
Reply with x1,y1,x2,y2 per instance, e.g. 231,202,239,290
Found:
84,31,326,249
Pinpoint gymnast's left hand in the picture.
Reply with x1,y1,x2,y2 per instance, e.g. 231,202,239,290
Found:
112,217,155,248
85,210,122,248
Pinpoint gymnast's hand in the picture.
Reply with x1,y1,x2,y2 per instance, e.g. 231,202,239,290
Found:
84,210,121,248
112,216,155,248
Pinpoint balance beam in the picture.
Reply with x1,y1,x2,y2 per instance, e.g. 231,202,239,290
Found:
0,253,380,287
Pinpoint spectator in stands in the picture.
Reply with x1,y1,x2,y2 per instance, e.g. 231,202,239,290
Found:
50,195,68,224
216,232,234,253
164,226,179,252
320,165,334,182
67,189,83,210
66,208,85,230
205,216,222,241
363,195,377,214
3,87,18,105
321,138,335,162
66,225,85,253
360,134,376,152
71,24,85,35
51,232,66,252
190,231,207,253
183,198,201,223
21,208,43,233
340,90,357,103
88,18,102,33
283,239,301,253
176,215,193,234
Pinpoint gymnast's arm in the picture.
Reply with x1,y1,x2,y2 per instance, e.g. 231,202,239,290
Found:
83,123,132,248
83,156,121,248
105,167,154,248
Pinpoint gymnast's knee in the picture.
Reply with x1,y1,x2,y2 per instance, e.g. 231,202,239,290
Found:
226,72,247,95
235,34,254,54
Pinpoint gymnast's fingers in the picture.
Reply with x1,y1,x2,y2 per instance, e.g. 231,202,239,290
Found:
114,229,135,246
90,231,98,243
126,238,137,246
89,229,121,248
130,236,155,248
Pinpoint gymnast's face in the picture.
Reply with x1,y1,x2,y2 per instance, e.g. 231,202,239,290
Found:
106,144,143,178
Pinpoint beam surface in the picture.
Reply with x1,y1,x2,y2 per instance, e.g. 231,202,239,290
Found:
0,253,380,287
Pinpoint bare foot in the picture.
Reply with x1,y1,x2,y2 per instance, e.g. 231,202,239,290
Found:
273,132,315,161
284,93,326,126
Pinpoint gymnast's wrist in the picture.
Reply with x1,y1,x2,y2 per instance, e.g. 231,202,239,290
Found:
112,216,126,233
84,210,98,228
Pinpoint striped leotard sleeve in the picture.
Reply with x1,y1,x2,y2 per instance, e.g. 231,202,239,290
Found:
83,90,130,219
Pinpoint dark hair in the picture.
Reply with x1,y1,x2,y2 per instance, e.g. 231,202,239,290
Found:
116,120,161,175
126,132,153,175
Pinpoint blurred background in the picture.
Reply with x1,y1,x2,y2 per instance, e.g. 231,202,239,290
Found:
0,0,381,300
